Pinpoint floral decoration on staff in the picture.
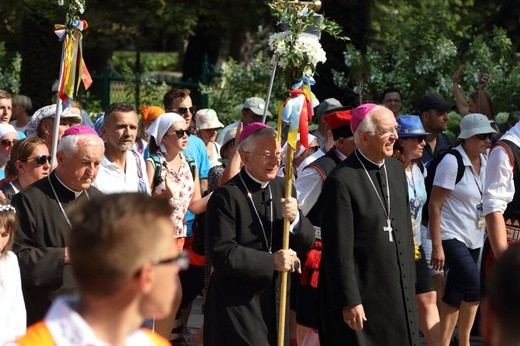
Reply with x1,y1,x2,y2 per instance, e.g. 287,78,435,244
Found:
268,1,347,150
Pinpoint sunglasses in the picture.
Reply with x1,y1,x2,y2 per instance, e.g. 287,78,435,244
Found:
173,107,195,115
172,129,190,138
1,139,17,147
405,136,426,143
24,155,52,165
476,133,493,141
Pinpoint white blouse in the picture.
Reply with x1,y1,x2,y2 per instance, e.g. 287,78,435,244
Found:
0,251,26,343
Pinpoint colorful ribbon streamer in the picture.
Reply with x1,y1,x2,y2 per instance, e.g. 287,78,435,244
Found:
54,19,92,107
277,76,316,149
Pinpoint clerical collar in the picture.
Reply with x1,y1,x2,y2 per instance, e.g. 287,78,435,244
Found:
244,168,269,189
54,173,84,198
357,149,385,168
334,147,348,161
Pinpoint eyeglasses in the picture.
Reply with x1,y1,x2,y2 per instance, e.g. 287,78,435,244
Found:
151,251,189,271
404,136,426,143
246,151,282,162
23,155,52,166
169,129,190,138
309,145,320,152
173,107,195,115
476,133,493,141
1,139,17,147
377,125,401,136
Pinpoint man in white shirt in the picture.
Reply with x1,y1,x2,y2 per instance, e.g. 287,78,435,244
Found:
93,102,149,194
483,121,520,261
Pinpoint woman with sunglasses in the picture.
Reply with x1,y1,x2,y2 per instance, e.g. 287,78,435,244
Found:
393,115,441,346
0,138,50,202
0,124,19,181
145,112,211,338
429,113,497,346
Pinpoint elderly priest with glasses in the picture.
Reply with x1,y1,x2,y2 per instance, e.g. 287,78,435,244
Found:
11,125,104,325
204,122,314,345
317,104,419,346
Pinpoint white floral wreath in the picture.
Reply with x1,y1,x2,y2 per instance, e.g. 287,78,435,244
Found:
0,205,16,213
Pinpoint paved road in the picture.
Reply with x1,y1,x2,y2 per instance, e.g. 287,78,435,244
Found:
186,296,484,345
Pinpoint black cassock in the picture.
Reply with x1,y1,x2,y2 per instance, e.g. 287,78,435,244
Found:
12,171,102,324
318,151,419,346
204,169,314,346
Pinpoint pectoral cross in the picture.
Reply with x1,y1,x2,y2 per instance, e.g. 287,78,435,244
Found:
383,218,394,242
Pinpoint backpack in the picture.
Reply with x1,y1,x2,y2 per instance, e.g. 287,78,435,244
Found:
150,153,197,189
422,149,465,226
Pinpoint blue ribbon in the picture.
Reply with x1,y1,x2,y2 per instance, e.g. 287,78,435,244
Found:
292,75,316,90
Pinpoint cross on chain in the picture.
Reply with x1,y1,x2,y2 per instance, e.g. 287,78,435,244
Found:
383,218,394,242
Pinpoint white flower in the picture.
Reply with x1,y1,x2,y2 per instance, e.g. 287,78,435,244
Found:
57,0,64,5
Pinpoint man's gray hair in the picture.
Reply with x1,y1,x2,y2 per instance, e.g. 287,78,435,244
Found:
58,133,104,157
353,105,384,145
238,127,277,153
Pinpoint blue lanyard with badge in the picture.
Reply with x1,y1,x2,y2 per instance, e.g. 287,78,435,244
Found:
132,150,148,193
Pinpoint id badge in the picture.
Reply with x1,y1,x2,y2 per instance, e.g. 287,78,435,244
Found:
409,198,420,220
138,179,148,193
476,203,485,228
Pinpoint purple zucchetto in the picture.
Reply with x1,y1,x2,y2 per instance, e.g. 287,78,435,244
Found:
62,125,99,138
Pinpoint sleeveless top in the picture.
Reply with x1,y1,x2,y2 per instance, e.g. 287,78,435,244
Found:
155,152,195,238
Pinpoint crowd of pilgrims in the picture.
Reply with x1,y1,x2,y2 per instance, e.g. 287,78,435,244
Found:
0,78,518,346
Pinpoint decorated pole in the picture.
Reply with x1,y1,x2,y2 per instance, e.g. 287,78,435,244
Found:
51,0,92,162
267,1,346,344
276,81,314,346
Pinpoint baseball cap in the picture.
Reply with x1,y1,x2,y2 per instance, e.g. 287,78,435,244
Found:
243,97,272,117
314,98,343,123
418,93,455,113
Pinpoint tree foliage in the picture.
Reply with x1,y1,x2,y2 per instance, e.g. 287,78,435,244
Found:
333,0,520,113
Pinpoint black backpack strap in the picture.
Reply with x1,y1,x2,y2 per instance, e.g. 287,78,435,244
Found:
448,149,465,184
150,153,163,188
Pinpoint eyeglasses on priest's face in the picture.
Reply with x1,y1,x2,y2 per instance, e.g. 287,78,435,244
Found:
1,139,17,148
23,155,52,166
245,151,282,163
376,124,401,136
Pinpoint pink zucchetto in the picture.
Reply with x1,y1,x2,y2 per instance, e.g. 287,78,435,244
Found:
350,103,377,134
62,125,99,138
239,122,270,142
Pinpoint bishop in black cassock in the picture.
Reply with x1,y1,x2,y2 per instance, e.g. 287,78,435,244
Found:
204,124,314,346
12,129,104,324
318,105,419,346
